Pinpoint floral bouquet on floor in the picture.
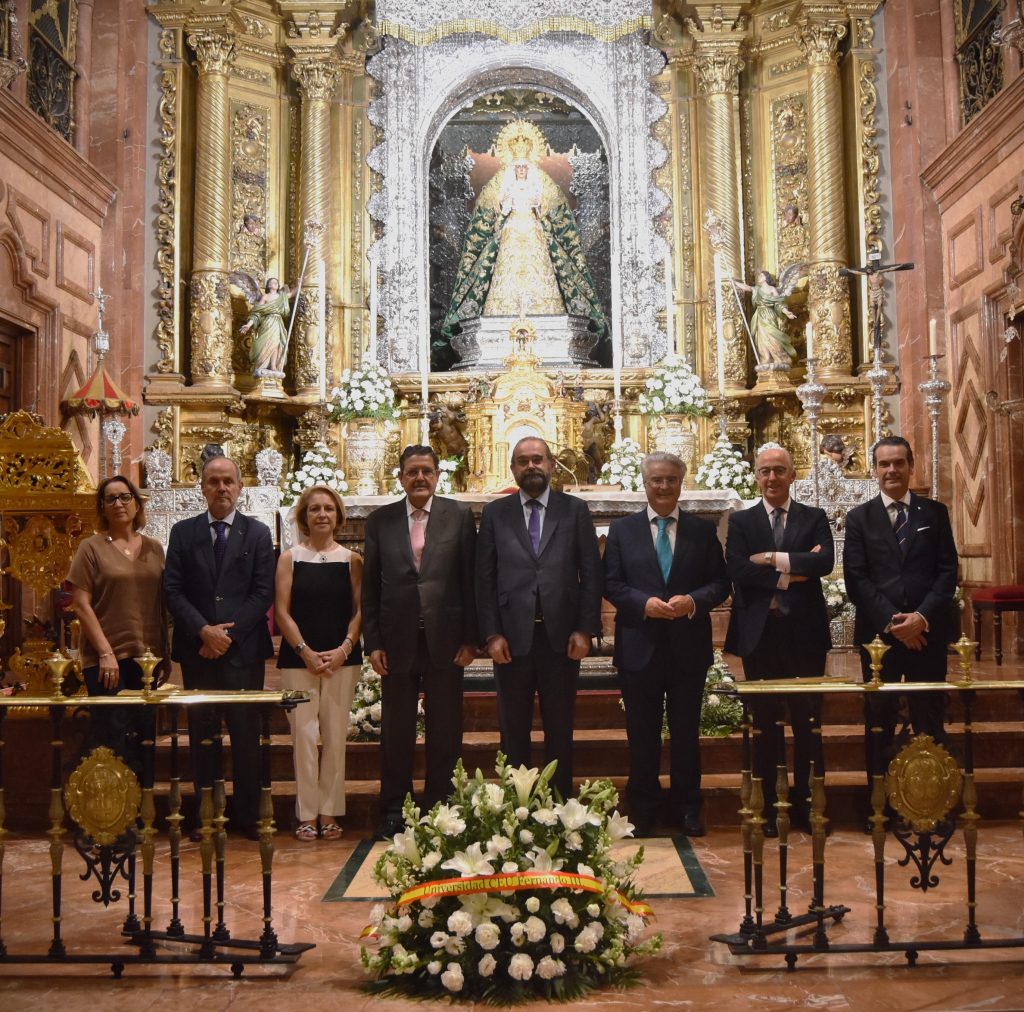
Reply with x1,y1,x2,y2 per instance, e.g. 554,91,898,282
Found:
362,755,662,1004
694,440,758,500
637,356,709,418
328,363,401,423
596,438,644,492
281,440,349,506
349,660,423,741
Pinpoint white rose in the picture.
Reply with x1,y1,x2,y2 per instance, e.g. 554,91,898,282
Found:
536,956,566,980
447,910,473,937
508,953,534,981
525,896,540,914
440,962,464,992
429,931,448,949
426,959,442,975
418,909,434,928
474,921,501,951
524,915,546,943
478,953,497,977
550,932,565,954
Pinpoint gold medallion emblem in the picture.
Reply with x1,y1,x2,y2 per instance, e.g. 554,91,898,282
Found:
886,735,962,833
65,747,141,845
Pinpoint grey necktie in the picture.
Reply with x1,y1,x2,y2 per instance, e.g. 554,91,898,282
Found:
772,507,786,550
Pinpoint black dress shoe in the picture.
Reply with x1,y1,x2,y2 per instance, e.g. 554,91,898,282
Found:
188,828,203,843
680,810,706,837
374,818,405,842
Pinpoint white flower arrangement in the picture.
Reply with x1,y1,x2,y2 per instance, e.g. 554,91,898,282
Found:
280,441,348,506
362,755,662,1003
389,456,462,496
349,660,423,741
637,356,709,419
597,439,643,492
694,441,758,500
823,577,851,620
329,363,401,423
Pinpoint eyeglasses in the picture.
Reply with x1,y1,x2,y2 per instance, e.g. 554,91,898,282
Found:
644,476,682,487
756,466,791,478
102,492,135,506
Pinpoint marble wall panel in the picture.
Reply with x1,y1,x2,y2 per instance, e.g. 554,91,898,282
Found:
948,207,984,289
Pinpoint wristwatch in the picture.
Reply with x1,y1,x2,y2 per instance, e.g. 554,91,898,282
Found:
763,552,772,564
295,641,307,653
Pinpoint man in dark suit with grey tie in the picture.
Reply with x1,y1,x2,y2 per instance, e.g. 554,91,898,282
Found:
476,436,603,800
362,445,478,839
725,445,834,834
843,436,959,784
163,455,275,839
603,452,729,837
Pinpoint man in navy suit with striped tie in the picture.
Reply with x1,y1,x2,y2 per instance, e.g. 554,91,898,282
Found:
603,452,729,837
843,436,959,783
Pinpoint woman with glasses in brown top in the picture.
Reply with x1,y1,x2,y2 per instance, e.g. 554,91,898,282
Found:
68,475,169,762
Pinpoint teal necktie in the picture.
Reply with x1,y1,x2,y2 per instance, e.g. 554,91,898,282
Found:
655,516,674,582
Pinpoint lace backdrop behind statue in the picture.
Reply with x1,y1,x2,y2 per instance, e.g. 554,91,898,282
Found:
428,90,611,366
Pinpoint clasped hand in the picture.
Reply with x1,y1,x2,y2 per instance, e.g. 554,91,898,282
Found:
644,595,694,620
889,611,928,650
198,622,234,659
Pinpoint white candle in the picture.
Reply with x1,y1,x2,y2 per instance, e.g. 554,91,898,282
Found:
368,249,378,364
805,320,813,361
664,253,675,350
713,253,725,396
421,326,430,443
318,258,327,402
929,318,937,356
612,248,623,402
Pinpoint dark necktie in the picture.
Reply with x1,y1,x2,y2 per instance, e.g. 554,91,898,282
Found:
212,520,228,572
894,502,909,556
772,507,786,550
655,516,674,582
527,499,542,555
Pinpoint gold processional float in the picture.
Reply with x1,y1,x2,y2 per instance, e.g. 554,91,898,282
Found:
0,413,313,973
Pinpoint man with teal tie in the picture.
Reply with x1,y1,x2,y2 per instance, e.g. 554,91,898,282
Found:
603,452,729,836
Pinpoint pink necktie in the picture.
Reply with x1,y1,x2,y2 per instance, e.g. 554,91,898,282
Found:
411,508,426,570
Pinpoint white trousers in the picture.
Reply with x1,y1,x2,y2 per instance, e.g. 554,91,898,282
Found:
280,664,360,821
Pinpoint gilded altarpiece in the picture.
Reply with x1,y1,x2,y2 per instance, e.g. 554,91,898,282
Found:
142,1,893,488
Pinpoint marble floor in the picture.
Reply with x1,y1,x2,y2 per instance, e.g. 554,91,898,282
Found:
1,821,1024,1010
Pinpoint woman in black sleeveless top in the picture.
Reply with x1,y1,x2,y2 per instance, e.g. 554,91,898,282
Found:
275,485,362,840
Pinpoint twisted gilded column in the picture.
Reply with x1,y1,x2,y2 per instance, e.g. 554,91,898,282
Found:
186,26,236,392
290,41,342,399
799,7,853,380
688,13,748,393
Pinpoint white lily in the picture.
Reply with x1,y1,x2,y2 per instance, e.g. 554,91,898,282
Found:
505,764,541,807
554,798,601,832
441,841,495,878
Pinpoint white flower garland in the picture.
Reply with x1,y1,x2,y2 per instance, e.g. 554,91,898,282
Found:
362,756,661,1002
329,363,401,423
281,441,349,506
637,356,709,418
694,441,758,500
596,439,643,492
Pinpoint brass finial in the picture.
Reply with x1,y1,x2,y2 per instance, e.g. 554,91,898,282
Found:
44,651,73,698
952,634,978,687
134,647,163,697
862,635,890,691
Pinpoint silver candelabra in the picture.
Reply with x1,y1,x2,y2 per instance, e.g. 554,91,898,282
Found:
918,354,951,500
865,343,888,447
796,358,828,507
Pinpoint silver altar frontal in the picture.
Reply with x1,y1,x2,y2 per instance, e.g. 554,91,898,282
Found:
452,314,598,370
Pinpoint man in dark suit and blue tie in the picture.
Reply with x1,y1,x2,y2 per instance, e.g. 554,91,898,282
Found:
163,455,275,839
476,436,603,800
843,436,959,783
362,445,478,839
603,452,729,837
725,445,834,834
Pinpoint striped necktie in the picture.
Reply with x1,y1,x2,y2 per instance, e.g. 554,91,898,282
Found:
894,502,909,556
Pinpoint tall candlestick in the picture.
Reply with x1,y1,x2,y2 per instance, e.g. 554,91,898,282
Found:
805,320,813,361
713,253,725,396
928,317,937,357
368,249,378,364
664,253,675,350
318,259,327,402
612,247,623,402
420,326,430,443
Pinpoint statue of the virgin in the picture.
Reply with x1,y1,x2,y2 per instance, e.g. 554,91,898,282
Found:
434,120,607,370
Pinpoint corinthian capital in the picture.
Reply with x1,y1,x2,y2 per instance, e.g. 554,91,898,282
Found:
691,48,744,94
797,9,848,66
187,28,236,76
291,58,342,102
